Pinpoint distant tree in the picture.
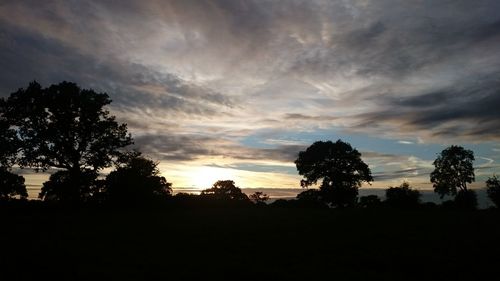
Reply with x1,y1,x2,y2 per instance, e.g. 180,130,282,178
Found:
385,182,421,208
454,190,478,210
2,81,132,202
296,189,322,202
200,180,249,201
103,152,172,205
430,145,475,198
270,199,295,208
486,176,500,208
0,168,28,201
358,195,382,208
39,170,99,202
295,140,373,207
249,191,269,205
296,189,328,208
174,192,198,199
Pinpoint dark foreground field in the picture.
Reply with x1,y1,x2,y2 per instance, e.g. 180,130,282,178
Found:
1,207,499,280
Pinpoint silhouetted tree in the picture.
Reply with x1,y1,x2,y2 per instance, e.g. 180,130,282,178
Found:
103,152,172,205
295,140,373,207
486,175,500,208
385,182,421,208
39,170,99,202
0,107,18,167
200,180,249,201
0,168,28,201
0,101,27,201
249,191,269,205
358,195,382,208
441,200,456,209
430,145,474,199
270,199,296,208
2,81,132,202
174,192,195,199
296,189,328,208
296,189,322,202
454,189,478,210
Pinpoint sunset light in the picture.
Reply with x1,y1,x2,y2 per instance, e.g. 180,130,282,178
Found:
191,166,236,190
1,1,500,279
0,1,499,200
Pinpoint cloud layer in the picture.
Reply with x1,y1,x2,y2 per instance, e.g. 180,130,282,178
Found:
1,0,499,190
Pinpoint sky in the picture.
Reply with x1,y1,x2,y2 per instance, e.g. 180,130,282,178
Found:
1,0,500,198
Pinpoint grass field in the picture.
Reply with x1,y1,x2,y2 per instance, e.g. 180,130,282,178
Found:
1,206,499,280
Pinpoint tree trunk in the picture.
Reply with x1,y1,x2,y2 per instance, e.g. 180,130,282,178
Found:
68,166,82,203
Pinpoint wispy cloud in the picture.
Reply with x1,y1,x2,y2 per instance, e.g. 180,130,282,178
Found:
1,0,500,190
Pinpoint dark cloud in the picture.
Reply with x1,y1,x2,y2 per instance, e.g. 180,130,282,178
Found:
207,163,296,175
372,168,422,181
132,134,212,161
1,0,500,184
0,19,233,117
284,113,338,121
312,17,498,79
354,75,500,140
133,133,304,162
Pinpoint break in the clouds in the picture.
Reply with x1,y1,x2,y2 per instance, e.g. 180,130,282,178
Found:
1,0,499,191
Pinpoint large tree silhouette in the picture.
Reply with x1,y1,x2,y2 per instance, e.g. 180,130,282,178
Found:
295,140,372,207
2,81,132,202
430,145,475,198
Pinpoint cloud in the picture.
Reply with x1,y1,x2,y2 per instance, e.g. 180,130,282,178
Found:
133,133,305,163
284,113,338,122
1,0,500,188
0,19,235,124
372,168,421,181
352,75,500,140
360,151,433,183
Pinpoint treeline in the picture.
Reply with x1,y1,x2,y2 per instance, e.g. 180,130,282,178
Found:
1,81,500,210
292,140,500,210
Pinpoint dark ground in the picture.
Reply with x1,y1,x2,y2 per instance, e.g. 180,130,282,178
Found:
1,206,499,280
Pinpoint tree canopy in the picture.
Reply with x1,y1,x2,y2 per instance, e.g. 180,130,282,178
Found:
2,81,132,172
200,180,249,201
430,145,475,198
0,111,18,168
103,152,172,204
295,140,372,207
385,182,421,208
39,169,99,202
486,176,500,208
249,191,269,204
1,99,28,201
358,195,381,208
0,168,28,201
1,81,132,202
